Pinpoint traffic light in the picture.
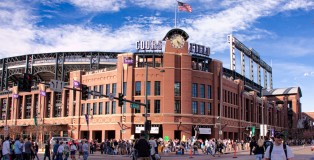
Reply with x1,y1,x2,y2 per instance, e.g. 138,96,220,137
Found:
145,120,151,132
118,93,124,107
81,84,89,100
18,73,33,92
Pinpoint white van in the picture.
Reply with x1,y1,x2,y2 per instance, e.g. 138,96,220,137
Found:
50,137,74,147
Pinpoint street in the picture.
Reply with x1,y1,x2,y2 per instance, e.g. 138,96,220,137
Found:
35,145,314,160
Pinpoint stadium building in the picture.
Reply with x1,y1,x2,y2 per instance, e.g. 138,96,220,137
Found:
0,29,303,144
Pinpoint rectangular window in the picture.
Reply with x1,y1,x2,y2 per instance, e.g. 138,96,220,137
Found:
112,101,116,114
200,102,205,115
88,86,91,99
93,103,97,115
146,81,151,96
45,93,50,118
106,84,110,95
154,81,161,96
154,100,160,113
207,85,211,99
135,81,141,96
34,94,39,118
122,82,127,114
86,103,90,115
207,103,212,115
99,102,103,115
25,95,32,119
122,105,126,114
174,100,181,113
123,82,127,95
174,82,181,96
81,104,85,115
99,85,104,98
192,101,198,114
93,86,97,99
54,93,62,117
112,83,117,96
147,100,151,113
192,83,198,97
105,102,110,114
200,84,205,98
135,100,141,113
1,99,7,120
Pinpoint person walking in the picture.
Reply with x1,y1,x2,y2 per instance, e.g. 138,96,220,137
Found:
253,138,265,160
70,140,77,160
24,138,33,160
33,142,39,160
250,138,257,155
63,142,70,160
2,137,10,160
82,140,89,160
78,141,83,159
52,140,60,160
57,141,64,160
264,132,294,160
14,137,23,160
43,140,51,160
134,133,150,160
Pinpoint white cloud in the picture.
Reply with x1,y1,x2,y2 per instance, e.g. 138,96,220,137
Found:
304,71,314,77
130,0,175,9
68,0,126,12
281,0,314,11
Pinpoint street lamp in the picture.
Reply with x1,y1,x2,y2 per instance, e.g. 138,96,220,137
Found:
218,66,223,140
144,61,164,139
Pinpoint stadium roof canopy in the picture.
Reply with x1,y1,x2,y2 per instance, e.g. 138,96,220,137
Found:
263,87,302,97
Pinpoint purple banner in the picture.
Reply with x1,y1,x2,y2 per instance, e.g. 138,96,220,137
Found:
40,90,46,97
13,94,19,99
123,57,133,64
85,114,89,126
73,80,80,88
271,128,274,137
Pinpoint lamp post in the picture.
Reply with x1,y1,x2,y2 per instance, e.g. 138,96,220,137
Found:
261,96,264,139
144,61,164,139
218,66,223,140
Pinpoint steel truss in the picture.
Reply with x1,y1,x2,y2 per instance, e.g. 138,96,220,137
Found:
0,52,119,91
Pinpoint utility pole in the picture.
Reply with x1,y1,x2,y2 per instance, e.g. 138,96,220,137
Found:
219,66,223,140
144,62,149,139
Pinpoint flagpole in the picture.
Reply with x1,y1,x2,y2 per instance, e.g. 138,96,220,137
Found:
175,1,177,28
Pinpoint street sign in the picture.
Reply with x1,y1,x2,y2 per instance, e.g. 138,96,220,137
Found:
142,114,150,117
108,93,114,101
49,79,65,92
260,124,267,136
131,104,139,109
4,126,8,131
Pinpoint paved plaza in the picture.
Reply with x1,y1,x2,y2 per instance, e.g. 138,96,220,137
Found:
35,145,314,160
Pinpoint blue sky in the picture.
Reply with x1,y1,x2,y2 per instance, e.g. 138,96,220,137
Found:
0,0,313,112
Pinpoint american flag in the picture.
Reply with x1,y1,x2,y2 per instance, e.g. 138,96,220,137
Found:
178,1,192,12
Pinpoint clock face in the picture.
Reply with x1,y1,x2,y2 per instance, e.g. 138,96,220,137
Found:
170,34,185,48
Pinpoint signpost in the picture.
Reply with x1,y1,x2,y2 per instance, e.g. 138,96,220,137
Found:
130,104,140,109
49,80,65,92
4,126,8,137
108,93,114,101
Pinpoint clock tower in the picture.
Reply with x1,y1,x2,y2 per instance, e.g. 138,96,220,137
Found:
163,28,189,54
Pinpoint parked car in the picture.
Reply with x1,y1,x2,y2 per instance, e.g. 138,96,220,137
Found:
50,137,74,151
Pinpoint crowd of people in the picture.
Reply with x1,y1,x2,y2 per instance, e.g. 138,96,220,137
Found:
1,131,310,160
0,136,39,160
